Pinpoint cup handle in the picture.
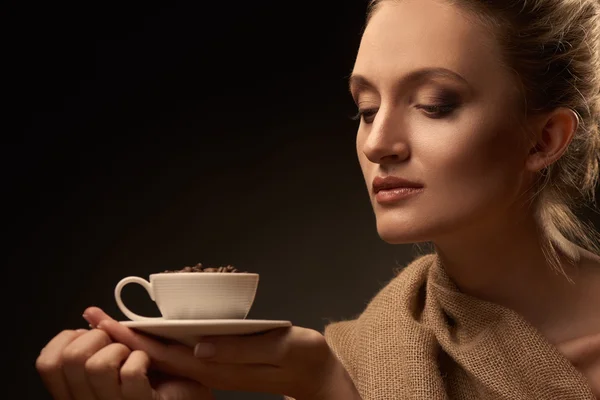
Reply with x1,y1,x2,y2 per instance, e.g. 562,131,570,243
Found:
114,277,161,321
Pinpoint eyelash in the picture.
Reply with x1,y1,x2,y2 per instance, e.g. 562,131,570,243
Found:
351,104,457,123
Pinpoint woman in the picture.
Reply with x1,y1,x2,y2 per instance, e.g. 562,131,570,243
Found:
36,0,600,399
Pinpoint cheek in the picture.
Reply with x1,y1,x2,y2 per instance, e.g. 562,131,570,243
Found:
421,120,525,207
356,130,370,179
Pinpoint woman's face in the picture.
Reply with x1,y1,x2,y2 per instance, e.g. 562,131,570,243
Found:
352,0,533,244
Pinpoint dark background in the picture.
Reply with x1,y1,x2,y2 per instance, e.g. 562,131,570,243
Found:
7,2,414,399
6,1,599,399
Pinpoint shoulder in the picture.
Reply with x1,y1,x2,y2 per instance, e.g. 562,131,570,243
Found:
554,247,600,344
557,332,600,397
576,249,600,317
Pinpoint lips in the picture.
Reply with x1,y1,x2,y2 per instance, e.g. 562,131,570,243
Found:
372,176,423,194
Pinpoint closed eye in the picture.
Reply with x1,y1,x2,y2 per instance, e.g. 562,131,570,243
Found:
417,104,457,118
350,108,378,124
351,103,457,124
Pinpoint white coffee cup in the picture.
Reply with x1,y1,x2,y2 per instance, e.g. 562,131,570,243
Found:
115,272,259,320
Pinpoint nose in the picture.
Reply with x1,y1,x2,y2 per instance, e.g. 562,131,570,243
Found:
361,107,410,164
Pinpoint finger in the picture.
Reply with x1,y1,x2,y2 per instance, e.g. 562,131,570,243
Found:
176,362,284,394
36,329,88,400
178,360,340,399
154,378,217,400
83,306,116,329
120,350,154,399
96,319,196,377
193,326,329,366
62,328,112,400
98,319,291,395
192,328,289,364
85,343,131,400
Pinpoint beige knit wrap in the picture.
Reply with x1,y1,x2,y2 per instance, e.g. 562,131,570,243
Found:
285,253,595,399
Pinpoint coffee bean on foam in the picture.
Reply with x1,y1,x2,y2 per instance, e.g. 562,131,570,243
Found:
162,263,246,273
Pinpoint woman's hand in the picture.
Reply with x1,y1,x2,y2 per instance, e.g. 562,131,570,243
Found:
83,306,361,400
35,327,215,399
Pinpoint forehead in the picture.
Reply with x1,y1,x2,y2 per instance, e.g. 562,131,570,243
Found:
355,0,504,88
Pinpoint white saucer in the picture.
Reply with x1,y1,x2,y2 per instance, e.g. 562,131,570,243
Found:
120,319,293,347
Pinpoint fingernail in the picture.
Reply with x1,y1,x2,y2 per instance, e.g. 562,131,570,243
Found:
194,342,216,358
76,329,87,333
82,313,91,322
97,321,106,330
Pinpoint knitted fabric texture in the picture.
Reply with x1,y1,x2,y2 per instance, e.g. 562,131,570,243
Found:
284,253,594,399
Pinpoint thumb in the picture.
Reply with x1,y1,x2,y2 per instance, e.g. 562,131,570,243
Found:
156,379,216,400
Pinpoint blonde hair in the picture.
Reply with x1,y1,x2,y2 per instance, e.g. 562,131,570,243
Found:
367,0,600,271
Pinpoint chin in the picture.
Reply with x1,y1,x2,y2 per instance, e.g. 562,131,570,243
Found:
376,221,434,245
373,205,440,244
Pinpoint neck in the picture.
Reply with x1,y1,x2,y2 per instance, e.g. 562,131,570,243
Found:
432,211,581,335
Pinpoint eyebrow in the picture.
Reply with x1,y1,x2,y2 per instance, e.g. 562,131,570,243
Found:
348,67,470,97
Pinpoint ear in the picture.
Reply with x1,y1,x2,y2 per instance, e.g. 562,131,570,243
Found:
525,107,579,173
